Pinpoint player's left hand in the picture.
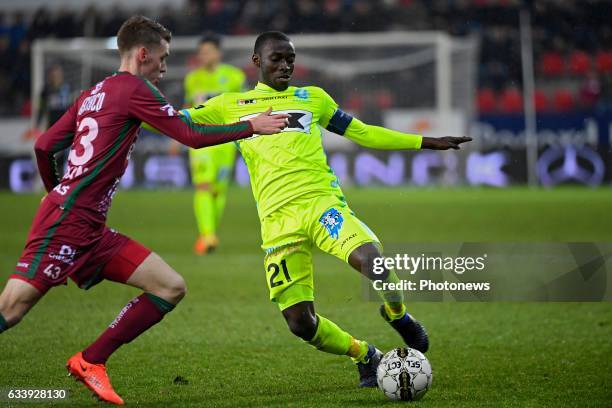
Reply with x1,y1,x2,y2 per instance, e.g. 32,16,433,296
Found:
421,136,472,150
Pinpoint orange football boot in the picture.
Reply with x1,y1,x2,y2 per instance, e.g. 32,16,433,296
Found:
193,235,219,255
66,352,124,405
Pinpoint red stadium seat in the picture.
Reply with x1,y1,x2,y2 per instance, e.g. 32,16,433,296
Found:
499,87,522,113
568,50,592,76
477,88,497,113
552,89,574,111
291,64,310,80
375,89,394,110
345,91,364,112
539,51,564,77
533,89,549,112
595,50,612,73
242,64,258,82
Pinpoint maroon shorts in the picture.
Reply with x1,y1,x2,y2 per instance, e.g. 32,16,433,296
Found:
11,199,151,294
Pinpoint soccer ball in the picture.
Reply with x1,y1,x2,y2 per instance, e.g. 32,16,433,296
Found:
376,347,432,401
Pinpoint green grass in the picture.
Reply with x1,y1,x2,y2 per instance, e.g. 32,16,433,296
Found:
1,187,611,407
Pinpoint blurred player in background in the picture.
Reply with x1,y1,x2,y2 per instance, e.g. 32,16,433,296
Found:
184,33,246,255
178,31,471,388
36,64,73,130
0,17,287,405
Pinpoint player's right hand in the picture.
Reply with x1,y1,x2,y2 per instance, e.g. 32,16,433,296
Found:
248,107,290,134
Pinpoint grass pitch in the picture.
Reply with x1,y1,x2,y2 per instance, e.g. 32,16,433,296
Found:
1,187,611,407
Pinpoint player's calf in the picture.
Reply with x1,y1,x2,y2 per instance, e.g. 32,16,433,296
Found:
125,252,187,305
0,278,44,330
282,301,318,340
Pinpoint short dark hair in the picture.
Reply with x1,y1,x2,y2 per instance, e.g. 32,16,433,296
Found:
199,32,221,48
254,31,291,54
117,15,172,55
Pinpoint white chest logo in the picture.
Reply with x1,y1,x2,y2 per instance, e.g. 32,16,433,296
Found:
240,109,312,136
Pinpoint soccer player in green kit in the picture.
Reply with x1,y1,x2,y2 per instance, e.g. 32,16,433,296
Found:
184,33,246,255
180,32,471,387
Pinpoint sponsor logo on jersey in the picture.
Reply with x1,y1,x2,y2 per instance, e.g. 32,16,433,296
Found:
48,245,77,265
294,88,309,100
238,99,257,105
319,208,344,240
259,95,289,102
240,109,313,137
16,262,29,269
340,233,357,249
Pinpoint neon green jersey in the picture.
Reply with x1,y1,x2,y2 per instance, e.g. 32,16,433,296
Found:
181,82,422,219
184,64,246,105
182,82,345,218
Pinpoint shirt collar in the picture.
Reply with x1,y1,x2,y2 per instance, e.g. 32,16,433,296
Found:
255,82,284,92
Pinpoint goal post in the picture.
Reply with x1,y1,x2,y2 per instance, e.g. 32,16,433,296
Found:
32,31,479,134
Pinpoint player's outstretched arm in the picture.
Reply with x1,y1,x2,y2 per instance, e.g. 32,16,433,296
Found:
335,113,472,151
421,136,472,150
248,107,290,135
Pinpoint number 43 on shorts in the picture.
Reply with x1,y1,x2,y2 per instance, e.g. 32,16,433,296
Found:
43,264,62,280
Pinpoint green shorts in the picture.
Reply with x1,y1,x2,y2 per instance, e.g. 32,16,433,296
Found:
261,193,380,310
188,143,236,186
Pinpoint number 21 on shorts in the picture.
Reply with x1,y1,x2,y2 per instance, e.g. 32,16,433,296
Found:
268,259,291,288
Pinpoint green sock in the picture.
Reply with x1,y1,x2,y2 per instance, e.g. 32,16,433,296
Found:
307,314,354,355
378,269,406,320
0,313,8,333
145,293,176,313
194,190,216,236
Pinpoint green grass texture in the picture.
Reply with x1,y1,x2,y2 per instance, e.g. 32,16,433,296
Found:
1,187,611,407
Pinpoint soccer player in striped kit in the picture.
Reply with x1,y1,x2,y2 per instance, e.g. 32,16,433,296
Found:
0,16,288,405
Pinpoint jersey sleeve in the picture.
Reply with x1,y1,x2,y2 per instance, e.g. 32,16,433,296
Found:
34,100,78,191
180,94,226,125
344,117,422,150
316,87,340,129
130,79,252,148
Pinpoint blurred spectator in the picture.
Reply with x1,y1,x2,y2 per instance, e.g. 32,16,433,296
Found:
11,38,31,113
28,8,52,41
9,11,27,49
54,7,80,38
36,64,73,129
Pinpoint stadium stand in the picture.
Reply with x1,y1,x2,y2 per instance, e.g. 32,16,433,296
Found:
0,0,611,116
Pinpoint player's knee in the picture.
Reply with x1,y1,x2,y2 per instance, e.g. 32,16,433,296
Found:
283,308,317,341
160,274,187,304
349,243,388,280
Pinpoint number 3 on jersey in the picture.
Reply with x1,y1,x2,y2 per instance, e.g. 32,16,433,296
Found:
62,117,99,183
69,117,99,166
